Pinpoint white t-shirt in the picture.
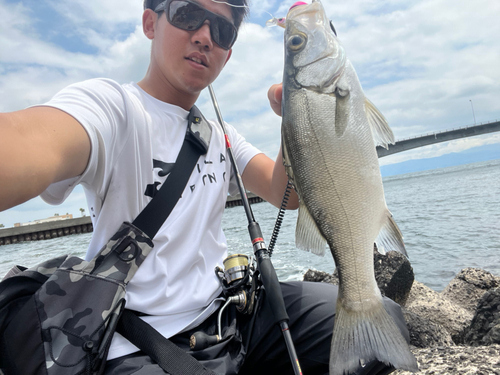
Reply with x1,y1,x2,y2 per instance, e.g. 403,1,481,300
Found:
39,78,261,360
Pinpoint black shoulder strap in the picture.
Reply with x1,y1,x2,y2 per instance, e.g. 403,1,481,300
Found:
132,106,211,239
121,106,216,375
117,310,217,375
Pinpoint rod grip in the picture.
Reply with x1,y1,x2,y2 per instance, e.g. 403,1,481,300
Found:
256,251,289,324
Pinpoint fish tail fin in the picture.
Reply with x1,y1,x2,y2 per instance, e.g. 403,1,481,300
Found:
329,300,418,375
375,210,407,256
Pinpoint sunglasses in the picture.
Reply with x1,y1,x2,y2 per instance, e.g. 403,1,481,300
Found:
155,0,238,50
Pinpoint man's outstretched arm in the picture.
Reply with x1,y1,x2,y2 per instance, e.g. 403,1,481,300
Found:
0,107,90,211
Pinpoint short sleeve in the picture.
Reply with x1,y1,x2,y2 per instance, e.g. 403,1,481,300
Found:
38,79,129,204
222,122,262,196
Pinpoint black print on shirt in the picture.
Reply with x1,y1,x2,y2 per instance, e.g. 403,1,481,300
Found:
144,159,175,198
153,159,174,177
145,152,227,198
202,173,216,185
191,152,228,192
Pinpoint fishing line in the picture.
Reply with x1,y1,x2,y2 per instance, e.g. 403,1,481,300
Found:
268,180,293,256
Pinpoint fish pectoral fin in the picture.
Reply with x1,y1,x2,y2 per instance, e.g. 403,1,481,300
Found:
365,98,395,149
375,210,408,257
334,90,349,137
295,201,327,256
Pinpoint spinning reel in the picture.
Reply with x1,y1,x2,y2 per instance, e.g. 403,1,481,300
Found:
189,254,259,351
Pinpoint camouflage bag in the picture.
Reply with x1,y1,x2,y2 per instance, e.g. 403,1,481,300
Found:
0,222,154,375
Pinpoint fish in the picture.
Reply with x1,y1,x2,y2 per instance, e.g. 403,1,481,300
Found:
280,1,419,374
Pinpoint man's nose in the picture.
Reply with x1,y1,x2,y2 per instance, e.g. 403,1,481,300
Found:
192,21,213,50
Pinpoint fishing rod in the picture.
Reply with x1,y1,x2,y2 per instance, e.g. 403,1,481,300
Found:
208,84,302,375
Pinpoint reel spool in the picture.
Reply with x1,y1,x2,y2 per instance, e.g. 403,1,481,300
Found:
223,254,249,284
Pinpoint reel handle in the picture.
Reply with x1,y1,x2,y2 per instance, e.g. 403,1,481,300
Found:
190,332,220,351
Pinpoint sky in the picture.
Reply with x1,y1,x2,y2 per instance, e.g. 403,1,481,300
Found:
1,0,499,227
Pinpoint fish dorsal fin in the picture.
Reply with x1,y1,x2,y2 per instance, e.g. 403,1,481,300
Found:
365,98,394,149
375,210,407,257
296,201,327,256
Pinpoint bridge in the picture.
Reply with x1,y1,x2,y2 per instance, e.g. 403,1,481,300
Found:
377,120,500,158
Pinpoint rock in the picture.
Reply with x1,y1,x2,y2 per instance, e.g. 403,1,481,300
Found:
405,281,473,344
394,344,500,375
403,309,454,348
303,269,338,284
302,261,500,350
464,287,500,346
442,268,499,314
303,249,414,306
373,249,414,306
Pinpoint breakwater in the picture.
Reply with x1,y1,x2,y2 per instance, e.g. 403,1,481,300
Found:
225,192,264,208
0,193,264,246
0,217,93,246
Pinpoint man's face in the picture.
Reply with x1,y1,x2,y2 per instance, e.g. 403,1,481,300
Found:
150,0,234,97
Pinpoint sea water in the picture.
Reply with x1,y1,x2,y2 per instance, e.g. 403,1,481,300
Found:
1,159,499,292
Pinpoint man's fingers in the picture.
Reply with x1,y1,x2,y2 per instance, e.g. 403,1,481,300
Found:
268,83,283,117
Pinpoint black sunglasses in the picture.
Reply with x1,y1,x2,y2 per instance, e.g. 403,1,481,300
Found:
155,0,238,50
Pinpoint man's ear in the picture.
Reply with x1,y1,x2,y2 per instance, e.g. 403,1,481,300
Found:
143,9,156,40
224,49,232,66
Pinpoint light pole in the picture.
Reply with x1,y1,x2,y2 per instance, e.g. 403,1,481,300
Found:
469,99,476,125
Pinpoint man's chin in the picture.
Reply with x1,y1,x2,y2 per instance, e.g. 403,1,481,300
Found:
183,79,214,96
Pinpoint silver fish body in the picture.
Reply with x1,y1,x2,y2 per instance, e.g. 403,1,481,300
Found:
281,1,418,374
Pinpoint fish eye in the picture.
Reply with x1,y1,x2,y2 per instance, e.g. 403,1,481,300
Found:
287,34,306,51
330,21,337,36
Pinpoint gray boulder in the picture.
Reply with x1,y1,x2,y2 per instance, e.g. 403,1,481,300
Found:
373,249,414,306
464,287,500,346
442,268,500,314
303,269,338,285
405,281,473,344
402,309,454,348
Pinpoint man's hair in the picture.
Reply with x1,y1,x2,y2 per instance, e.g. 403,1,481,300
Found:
144,0,249,30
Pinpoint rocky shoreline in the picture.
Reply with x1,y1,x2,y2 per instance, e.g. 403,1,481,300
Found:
303,251,500,374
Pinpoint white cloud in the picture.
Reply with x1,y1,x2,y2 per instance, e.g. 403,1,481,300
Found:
1,0,500,225
49,0,142,29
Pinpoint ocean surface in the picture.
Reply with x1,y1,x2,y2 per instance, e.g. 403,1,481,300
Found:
1,159,499,292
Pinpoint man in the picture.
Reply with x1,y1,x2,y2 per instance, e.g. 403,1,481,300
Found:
0,0,409,373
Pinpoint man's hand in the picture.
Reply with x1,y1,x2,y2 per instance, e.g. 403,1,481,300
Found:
267,83,283,117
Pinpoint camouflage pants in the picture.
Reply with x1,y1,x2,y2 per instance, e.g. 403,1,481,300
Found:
105,281,407,375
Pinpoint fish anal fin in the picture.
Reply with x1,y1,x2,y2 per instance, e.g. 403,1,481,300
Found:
296,201,327,256
375,211,407,257
365,98,394,149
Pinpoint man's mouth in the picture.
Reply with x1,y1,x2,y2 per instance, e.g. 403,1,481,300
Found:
187,57,207,67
